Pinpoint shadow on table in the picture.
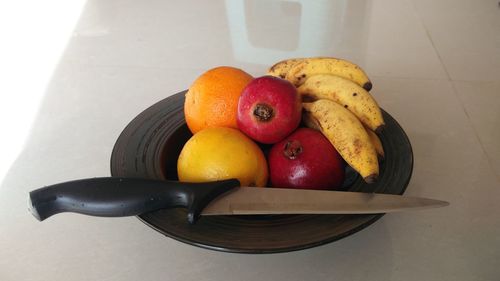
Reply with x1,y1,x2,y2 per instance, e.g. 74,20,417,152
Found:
182,218,395,281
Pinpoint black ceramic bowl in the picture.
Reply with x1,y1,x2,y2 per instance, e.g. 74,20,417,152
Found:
110,91,413,253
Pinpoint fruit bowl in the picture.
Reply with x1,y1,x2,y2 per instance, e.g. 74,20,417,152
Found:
110,91,413,253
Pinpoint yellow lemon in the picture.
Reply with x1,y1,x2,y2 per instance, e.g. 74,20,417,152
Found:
177,127,268,187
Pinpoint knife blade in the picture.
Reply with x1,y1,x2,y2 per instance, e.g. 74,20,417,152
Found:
201,186,449,215
28,177,448,224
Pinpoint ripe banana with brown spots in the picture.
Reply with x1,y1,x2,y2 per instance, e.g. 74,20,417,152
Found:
297,74,384,132
267,58,303,79
302,99,379,183
365,125,384,159
286,57,372,91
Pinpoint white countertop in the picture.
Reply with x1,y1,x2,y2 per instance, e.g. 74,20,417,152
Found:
1,0,499,280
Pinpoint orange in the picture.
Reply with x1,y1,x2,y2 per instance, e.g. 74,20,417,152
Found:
177,127,268,187
184,66,253,134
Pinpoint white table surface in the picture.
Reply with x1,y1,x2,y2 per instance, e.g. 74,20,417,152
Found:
1,1,499,280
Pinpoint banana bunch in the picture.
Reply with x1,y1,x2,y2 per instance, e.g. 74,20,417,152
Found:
268,57,384,183
268,57,372,91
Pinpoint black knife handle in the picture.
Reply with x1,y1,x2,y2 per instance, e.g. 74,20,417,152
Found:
28,177,240,224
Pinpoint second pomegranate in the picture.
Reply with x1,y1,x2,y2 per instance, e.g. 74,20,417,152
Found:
268,128,346,190
237,76,302,144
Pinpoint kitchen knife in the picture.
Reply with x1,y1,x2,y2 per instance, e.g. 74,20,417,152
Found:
28,177,448,224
